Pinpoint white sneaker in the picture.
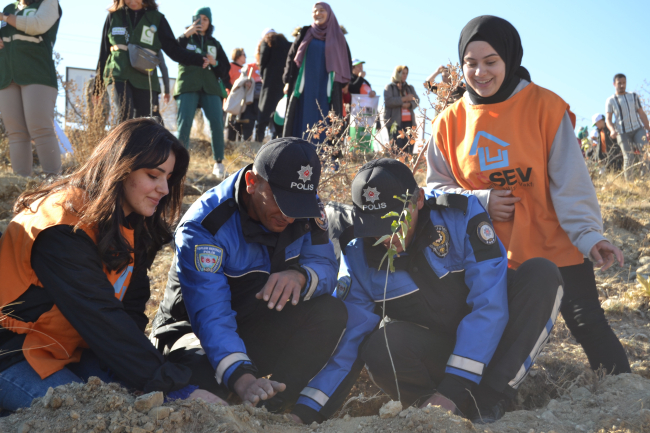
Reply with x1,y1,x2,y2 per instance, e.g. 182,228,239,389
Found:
213,162,226,178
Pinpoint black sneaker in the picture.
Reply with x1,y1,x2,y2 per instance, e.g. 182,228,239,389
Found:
470,400,506,424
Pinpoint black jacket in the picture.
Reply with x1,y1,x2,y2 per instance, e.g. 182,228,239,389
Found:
177,33,231,88
282,26,352,138
258,38,291,121
0,222,191,393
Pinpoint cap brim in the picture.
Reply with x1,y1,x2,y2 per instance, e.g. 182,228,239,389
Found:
353,206,399,239
271,187,321,219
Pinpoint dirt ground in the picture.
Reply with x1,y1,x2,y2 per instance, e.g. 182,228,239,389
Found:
1,141,650,432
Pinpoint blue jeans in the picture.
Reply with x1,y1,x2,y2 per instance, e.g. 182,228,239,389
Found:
0,350,115,413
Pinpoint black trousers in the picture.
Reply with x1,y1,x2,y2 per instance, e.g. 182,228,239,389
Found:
393,120,413,154
108,81,162,124
559,259,630,374
168,295,347,413
361,258,563,409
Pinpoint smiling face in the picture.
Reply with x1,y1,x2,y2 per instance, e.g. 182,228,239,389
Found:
244,171,295,233
124,0,143,11
122,153,175,217
312,4,328,26
463,41,506,98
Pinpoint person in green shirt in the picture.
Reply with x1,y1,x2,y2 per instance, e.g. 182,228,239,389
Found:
175,7,230,179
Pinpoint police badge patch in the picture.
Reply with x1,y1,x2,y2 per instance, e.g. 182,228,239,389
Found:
195,244,223,273
314,200,328,231
429,225,450,258
336,276,351,300
477,221,496,245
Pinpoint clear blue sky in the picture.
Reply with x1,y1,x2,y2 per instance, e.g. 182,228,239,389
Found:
55,0,650,131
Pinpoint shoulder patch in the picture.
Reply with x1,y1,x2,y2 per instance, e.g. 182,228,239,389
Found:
336,276,351,300
477,221,496,245
429,225,450,258
195,245,223,273
314,200,328,231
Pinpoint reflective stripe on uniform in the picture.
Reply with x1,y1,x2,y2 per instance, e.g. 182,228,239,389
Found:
215,352,251,384
302,265,319,301
447,354,485,376
11,34,43,43
300,386,329,406
508,284,564,389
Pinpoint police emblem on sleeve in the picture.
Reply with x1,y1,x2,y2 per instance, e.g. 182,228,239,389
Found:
477,221,496,245
314,200,328,231
195,244,223,273
336,276,351,300
429,225,450,258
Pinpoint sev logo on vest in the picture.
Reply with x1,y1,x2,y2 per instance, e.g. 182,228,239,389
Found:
141,26,155,45
470,131,510,172
195,244,223,273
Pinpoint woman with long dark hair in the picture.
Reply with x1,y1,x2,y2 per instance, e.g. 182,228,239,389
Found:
0,118,223,412
95,0,210,123
0,0,62,177
427,15,628,420
174,7,230,178
282,2,351,143
256,29,291,141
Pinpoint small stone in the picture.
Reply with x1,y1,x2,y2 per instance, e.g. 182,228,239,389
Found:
148,407,172,420
42,387,54,408
17,422,30,433
639,256,650,265
132,428,147,433
637,263,650,276
379,400,403,419
416,426,423,432
169,412,183,423
87,376,102,386
528,430,535,433
310,421,319,428
64,396,74,407
141,422,155,432
70,411,80,420
570,387,592,401
547,399,560,411
343,414,351,421
399,410,408,418
407,421,414,428
635,333,649,341
134,392,164,413
541,411,560,423
575,425,587,432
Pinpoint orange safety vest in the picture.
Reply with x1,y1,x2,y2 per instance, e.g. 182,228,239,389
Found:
0,188,134,379
432,83,584,269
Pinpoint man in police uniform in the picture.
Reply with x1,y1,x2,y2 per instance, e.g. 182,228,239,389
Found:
309,159,564,423
150,138,346,424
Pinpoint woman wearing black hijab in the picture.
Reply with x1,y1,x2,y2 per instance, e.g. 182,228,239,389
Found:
426,15,629,422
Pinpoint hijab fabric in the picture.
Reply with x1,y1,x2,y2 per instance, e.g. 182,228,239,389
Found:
294,2,351,84
458,15,531,105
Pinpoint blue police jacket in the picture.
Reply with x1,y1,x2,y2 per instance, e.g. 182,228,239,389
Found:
296,188,508,413
153,165,338,390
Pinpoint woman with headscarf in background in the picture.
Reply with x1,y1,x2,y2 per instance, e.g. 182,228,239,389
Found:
383,65,419,154
174,7,230,178
282,2,351,144
256,28,291,141
426,15,629,422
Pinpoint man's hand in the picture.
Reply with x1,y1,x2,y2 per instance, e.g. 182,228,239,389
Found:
202,57,210,69
283,83,289,94
234,374,286,406
488,189,521,222
188,389,228,405
162,93,170,104
590,240,624,271
609,129,618,139
207,54,216,66
256,270,306,311
184,19,201,38
420,392,462,415
0,39,4,50
369,90,376,98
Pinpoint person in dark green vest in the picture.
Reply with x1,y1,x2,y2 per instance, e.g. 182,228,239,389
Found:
0,0,62,177
95,0,209,123
175,7,230,179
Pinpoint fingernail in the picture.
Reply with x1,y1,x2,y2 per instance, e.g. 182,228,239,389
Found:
268,303,274,309
264,296,269,301
292,300,298,305
276,305,283,311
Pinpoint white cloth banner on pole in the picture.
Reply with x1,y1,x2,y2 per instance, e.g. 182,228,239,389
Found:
54,121,74,155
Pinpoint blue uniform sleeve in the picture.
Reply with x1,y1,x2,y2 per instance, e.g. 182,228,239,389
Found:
444,197,508,384
175,220,253,388
294,247,380,419
298,231,339,301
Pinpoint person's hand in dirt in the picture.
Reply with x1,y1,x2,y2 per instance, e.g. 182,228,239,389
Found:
255,270,306,311
234,374,286,406
488,189,521,222
188,389,228,405
590,240,624,271
420,392,462,416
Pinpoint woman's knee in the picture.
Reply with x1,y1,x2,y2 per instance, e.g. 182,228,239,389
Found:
516,258,563,293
